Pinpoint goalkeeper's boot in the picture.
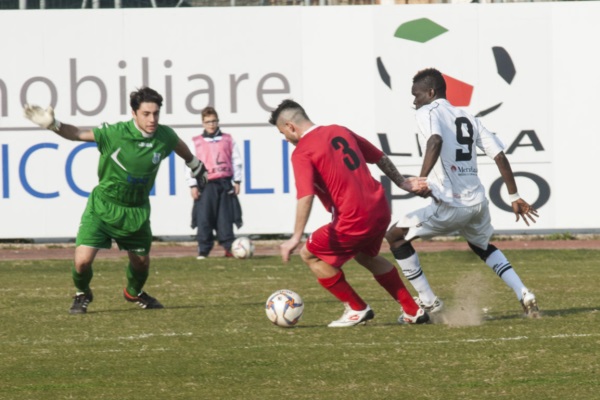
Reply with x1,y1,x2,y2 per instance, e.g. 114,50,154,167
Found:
520,288,540,318
328,303,374,328
123,289,164,309
398,307,430,324
414,296,444,314
69,290,93,314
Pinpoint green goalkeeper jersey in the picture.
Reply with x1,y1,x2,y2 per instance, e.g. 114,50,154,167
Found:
93,120,179,207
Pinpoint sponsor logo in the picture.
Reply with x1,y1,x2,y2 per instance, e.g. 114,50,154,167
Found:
374,18,551,213
126,175,149,185
454,165,478,174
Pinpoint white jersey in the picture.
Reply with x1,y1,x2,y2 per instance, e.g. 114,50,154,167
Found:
415,99,505,207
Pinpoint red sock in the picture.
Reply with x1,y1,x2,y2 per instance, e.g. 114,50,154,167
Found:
318,270,367,311
374,267,419,315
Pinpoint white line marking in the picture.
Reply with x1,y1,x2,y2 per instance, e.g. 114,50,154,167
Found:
234,332,599,349
111,332,193,341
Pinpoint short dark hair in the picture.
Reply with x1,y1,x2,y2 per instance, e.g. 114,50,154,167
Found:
268,99,309,125
413,68,446,98
130,87,163,112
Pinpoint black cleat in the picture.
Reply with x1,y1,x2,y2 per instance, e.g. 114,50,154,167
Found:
69,290,93,314
123,289,164,309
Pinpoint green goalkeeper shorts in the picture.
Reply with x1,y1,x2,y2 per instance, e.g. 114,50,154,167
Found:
75,191,153,256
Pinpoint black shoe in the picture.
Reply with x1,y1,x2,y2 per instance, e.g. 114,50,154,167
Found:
123,289,164,309
69,290,93,314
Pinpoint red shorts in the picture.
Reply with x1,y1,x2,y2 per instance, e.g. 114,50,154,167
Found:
306,223,387,268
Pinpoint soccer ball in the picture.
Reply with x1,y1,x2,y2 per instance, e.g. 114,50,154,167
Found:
231,237,254,259
265,289,304,328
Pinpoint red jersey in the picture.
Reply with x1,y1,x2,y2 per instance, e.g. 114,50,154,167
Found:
292,125,389,235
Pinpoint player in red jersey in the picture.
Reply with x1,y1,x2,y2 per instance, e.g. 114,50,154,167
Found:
269,99,430,327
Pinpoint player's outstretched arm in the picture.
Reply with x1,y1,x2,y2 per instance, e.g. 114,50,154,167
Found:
511,198,538,226
174,138,208,185
23,104,94,142
376,155,406,187
376,155,428,196
494,152,539,226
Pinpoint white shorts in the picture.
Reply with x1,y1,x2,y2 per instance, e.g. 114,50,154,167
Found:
395,200,493,250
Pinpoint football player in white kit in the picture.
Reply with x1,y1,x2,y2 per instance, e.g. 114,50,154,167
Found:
386,68,540,319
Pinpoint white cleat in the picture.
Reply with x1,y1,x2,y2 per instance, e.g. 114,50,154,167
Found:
328,303,375,328
414,296,444,314
520,288,540,318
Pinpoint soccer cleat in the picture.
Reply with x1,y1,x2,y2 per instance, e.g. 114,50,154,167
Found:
328,303,375,328
520,288,540,318
196,252,209,260
69,290,93,314
224,250,234,258
413,296,444,314
123,289,164,309
398,307,430,324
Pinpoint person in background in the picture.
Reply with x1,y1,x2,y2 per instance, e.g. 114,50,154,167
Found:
187,107,243,259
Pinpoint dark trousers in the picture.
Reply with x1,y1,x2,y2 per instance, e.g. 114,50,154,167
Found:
192,178,236,255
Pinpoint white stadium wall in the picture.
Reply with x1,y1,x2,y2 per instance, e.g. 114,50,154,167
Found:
0,3,599,239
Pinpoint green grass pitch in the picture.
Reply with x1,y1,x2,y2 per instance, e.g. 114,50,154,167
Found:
0,249,598,399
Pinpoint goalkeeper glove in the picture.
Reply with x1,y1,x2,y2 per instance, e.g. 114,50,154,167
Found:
187,156,208,186
23,104,61,131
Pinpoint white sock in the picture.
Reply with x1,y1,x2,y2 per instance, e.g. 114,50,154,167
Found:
396,252,437,305
485,249,526,300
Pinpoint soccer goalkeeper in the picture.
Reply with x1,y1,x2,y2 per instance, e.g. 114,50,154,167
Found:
23,87,207,314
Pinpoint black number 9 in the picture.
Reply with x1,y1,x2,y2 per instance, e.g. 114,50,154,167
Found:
455,117,474,161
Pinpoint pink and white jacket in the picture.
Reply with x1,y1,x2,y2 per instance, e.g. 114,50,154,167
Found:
186,129,243,187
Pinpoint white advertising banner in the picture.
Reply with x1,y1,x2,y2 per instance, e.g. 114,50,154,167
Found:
0,3,598,239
